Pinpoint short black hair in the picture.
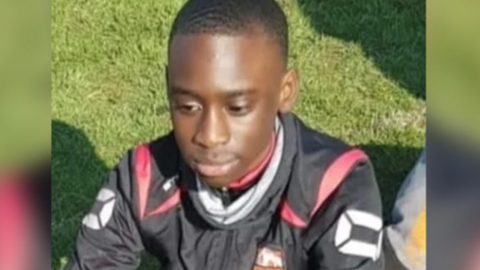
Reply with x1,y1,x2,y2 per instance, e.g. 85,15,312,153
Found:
168,0,289,64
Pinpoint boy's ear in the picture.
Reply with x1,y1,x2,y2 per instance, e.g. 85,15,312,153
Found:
278,68,299,113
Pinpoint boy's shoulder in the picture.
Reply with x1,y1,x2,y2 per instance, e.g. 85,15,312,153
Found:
282,114,374,228
111,132,182,221
130,131,181,185
292,113,353,156
291,114,372,185
122,131,179,170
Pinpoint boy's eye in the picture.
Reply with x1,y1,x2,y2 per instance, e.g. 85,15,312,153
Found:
228,105,250,115
176,103,201,113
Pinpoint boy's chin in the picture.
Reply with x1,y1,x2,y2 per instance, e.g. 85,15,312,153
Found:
198,175,232,189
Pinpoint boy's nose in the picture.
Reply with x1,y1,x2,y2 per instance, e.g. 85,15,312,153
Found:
193,108,230,148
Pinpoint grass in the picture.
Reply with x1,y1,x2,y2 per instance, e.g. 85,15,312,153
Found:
51,0,425,269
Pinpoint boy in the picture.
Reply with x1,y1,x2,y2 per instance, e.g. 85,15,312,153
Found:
66,0,384,269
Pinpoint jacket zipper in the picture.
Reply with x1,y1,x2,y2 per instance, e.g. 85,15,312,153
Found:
220,230,234,270
220,187,231,207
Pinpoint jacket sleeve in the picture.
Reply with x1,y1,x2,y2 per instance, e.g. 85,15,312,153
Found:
65,154,144,270
306,161,384,270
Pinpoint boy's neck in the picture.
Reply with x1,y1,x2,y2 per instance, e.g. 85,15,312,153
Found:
216,130,278,207
229,132,276,190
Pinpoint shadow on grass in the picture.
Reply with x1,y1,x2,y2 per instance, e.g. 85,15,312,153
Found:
298,0,426,99
359,143,422,220
52,120,160,270
52,120,108,270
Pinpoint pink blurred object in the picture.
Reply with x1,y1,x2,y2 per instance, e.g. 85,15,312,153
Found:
0,175,33,270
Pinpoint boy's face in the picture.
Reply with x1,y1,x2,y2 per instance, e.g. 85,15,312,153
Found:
167,33,298,188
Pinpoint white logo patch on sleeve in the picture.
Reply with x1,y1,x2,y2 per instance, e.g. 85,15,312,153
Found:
334,209,383,261
82,188,116,230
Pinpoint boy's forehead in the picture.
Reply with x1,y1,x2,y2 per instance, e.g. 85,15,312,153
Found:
168,34,284,93
169,33,283,69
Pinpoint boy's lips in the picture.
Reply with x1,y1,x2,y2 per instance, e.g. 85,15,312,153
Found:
193,159,239,177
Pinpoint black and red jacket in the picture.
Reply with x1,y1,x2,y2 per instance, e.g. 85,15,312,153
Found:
66,113,384,270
